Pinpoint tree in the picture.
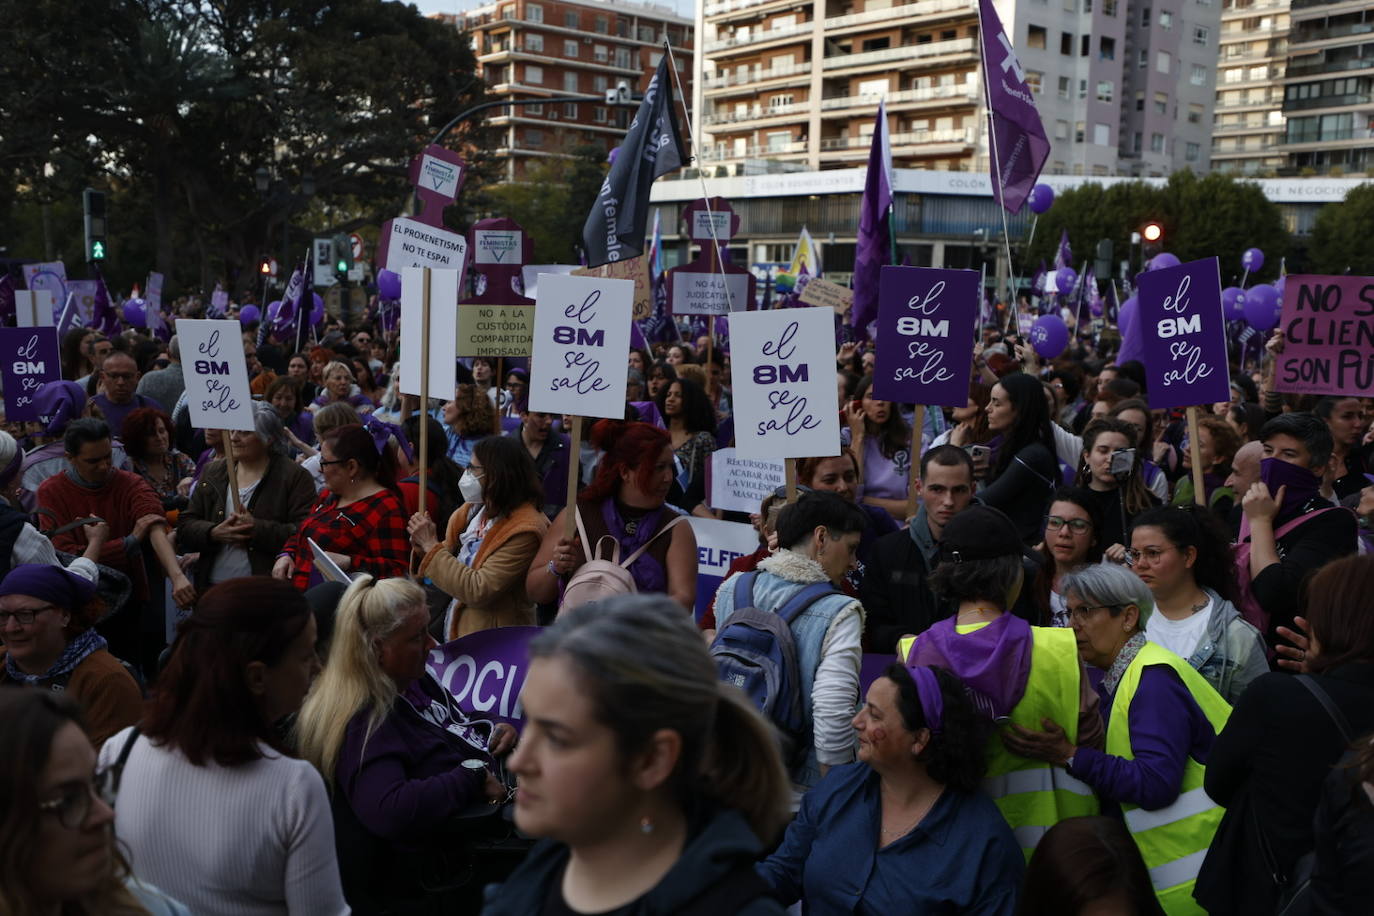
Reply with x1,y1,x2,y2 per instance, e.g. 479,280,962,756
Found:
1309,183,1374,276
473,145,608,264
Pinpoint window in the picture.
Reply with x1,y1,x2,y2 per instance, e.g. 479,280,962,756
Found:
1223,68,1242,84
639,26,655,41
1061,31,1073,55
1100,36,1116,60
1154,91,1168,113
940,29,956,40
766,131,791,151
563,10,578,27
1026,70,1043,93
564,39,578,58
863,37,891,51
526,102,543,114
1081,34,1090,56
1058,76,1071,99
1193,26,1208,45
595,15,608,34
769,94,794,108
1186,142,1200,162
1103,0,1117,13
563,102,578,118
1055,119,1070,139
594,44,608,63
1190,64,1207,85
1187,103,1203,123
593,107,607,123
1141,6,1150,26
1078,79,1088,99
593,75,608,91
1083,0,1092,9
1094,123,1110,145
1138,49,1148,69
1028,25,1047,48
525,3,542,23
1156,51,1170,73
526,128,543,145
525,64,543,84
1159,10,1172,28
525,33,543,52
1150,132,1165,152
1075,121,1085,142
1136,91,1145,111
615,47,631,68
1097,80,1114,101
1133,131,1143,152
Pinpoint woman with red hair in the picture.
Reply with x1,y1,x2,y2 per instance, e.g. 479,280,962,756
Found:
526,420,698,612
121,407,194,516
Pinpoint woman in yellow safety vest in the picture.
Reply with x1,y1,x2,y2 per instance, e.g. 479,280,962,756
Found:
900,505,1104,859
1003,562,1231,916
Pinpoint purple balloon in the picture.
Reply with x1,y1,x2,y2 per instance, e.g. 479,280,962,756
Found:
1150,252,1181,271
239,304,261,325
1030,314,1069,359
122,299,147,328
1243,284,1281,331
266,299,284,323
1054,266,1077,294
1242,247,1264,272
1221,287,1247,321
1028,183,1055,214
607,146,620,166
311,292,325,325
377,269,402,301
1274,275,1286,299
1089,297,1104,318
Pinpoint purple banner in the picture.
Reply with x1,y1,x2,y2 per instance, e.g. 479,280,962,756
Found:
0,328,62,422
426,625,538,731
873,266,977,407
1138,257,1231,410
1274,274,1374,397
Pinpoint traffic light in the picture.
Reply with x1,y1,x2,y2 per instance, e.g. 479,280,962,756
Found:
332,234,353,276
83,188,107,262
259,257,272,276
1094,239,1114,281
1141,221,1164,244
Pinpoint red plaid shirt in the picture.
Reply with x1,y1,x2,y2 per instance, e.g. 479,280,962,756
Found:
284,488,410,590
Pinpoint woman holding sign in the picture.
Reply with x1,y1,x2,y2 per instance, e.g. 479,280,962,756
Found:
841,375,913,524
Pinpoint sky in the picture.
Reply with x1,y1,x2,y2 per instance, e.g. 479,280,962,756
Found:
406,0,695,21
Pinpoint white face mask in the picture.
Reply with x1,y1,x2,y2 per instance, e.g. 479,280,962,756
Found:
458,469,483,504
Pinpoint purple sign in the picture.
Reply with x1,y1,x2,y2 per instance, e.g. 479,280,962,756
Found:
426,625,538,731
1274,275,1374,397
873,266,977,407
1137,257,1231,410
0,328,62,422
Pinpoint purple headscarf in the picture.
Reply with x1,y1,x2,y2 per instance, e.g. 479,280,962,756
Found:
0,564,97,608
907,666,944,735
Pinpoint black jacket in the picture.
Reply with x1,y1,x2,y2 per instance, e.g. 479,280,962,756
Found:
1311,746,1374,914
1196,663,1374,915
480,807,784,915
1251,506,1357,644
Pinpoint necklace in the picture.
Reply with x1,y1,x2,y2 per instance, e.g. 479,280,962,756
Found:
956,606,999,623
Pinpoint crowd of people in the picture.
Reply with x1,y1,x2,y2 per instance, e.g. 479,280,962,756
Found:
2,299,1373,916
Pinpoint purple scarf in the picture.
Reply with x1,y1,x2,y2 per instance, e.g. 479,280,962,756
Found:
907,613,1034,721
601,500,668,593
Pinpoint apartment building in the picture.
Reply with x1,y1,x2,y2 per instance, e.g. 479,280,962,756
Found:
695,0,984,175
455,0,694,181
1276,0,1373,174
1210,0,1290,174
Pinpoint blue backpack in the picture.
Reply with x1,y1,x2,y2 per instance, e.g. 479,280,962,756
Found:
710,571,840,766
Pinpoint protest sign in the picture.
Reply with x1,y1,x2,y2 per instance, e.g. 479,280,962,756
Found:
14,291,55,328
22,262,66,307
799,277,856,315
572,256,653,321
522,265,576,300
873,266,977,407
457,304,536,357
210,288,230,313
1137,257,1230,410
146,272,164,312
687,517,761,622
427,626,539,730
380,217,469,273
670,271,749,316
0,328,61,422
307,538,355,585
473,228,523,265
399,267,459,399
66,281,97,325
528,274,633,420
729,307,841,460
177,319,255,432
1274,274,1374,397
707,448,787,513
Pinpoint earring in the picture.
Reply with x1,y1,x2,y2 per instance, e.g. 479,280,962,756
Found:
639,816,654,835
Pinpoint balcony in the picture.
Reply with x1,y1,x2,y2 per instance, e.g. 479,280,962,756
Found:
706,22,813,52
1291,22,1374,45
1214,94,1283,109
703,102,808,125
820,83,979,111
823,38,976,71
822,0,971,32
1285,56,1374,79
698,140,809,161
702,61,812,90
1283,126,1374,143
1220,66,1284,86
1212,119,1283,134
819,127,975,149
703,0,791,18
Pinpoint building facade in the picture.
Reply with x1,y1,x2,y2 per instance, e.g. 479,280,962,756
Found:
1276,0,1373,174
453,0,694,181
1210,0,1290,174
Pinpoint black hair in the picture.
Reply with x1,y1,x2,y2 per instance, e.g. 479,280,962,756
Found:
402,414,465,524
854,375,912,460
1227,401,1267,442
991,372,1056,480
1028,486,1107,624
471,434,543,518
1049,368,1081,403
775,490,868,551
657,376,717,438
883,664,989,793
928,554,1025,608
63,418,111,456
1314,395,1362,421
1114,359,1148,394
1019,816,1166,915
1129,505,1239,605
1259,412,1334,470
919,443,975,481
837,369,860,402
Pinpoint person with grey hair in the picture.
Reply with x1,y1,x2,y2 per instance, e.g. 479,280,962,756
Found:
483,594,791,915
136,334,185,412
176,402,316,589
1003,561,1233,913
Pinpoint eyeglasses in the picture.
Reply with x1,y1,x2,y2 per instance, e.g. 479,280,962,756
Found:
103,372,135,382
318,458,351,467
1124,546,1178,567
1045,516,1091,534
38,775,109,830
1067,603,1118,623
0,604,59,626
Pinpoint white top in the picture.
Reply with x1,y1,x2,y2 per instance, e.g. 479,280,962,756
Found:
302,454,325,492
208,480,261,584
99,728,349,916
1145,597,1214,661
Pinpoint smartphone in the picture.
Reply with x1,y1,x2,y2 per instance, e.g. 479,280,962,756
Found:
1110,447,1136,477
965,445,991,461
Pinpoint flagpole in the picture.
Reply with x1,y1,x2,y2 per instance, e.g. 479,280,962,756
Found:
976,2,1023,340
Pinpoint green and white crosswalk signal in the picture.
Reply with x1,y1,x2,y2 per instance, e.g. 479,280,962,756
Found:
332,234,352,276
90,240,106,260
83,188,107,262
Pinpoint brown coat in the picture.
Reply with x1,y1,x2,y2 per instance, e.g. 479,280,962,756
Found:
0,647,142,749
419,502,548,639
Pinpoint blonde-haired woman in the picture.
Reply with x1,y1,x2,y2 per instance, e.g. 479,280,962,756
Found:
296,575,515,911
483,595,791,915
309,361,375,415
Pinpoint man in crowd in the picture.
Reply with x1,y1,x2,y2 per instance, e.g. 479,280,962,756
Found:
18,381,131,513
92,351,162,436
135,334,185,412
508,405,569,519
1225,440,1263,536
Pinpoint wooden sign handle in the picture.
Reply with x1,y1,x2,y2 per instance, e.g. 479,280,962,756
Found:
222,430,243,514
563,417,583,540
418,268,432,508
1185,406,1206,507
905,405,926,521
785,459,797,504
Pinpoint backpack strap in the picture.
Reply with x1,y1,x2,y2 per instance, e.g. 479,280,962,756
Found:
775,582,843,625
1295,675,1354,744
618,513,691,569
732,571,760,610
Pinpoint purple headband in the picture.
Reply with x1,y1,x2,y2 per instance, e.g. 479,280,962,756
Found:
361,414,413,463
907,666,944,735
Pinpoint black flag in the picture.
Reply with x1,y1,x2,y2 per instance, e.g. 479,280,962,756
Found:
581,55,686,268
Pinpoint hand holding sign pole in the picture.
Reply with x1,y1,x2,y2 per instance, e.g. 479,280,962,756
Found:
400,266,460,529
178,320,258,512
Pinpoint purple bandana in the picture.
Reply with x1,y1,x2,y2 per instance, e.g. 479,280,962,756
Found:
601,499,668,593
907,666,944,734
907,613,1033,721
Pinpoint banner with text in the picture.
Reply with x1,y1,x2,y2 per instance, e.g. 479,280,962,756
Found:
873,266,977,407
399,267,459,399
707,448,787,513
1137,257,1230,410
528,274,633,419
1274,274,1374,397
427,626,539,731
671,271,749,316
729,307,841,459
177,319,255,431
0,328,61,422
381,217,469,274
457,304,536,358
687,517,762,622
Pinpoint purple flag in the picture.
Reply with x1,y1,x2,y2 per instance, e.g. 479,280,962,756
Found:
91,268,120,336
1055,230,1072,270
979,0,1051,213
1031,260,1046,298
850,101,893,341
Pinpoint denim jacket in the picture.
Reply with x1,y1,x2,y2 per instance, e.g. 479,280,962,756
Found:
1190,586,1269,704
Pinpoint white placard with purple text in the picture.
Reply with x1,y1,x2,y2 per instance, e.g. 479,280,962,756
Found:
528,274,633,420
729,307,840,459
399,267,459,399
177,319,255,432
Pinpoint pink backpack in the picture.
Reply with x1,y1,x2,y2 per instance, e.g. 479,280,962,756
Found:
558,507,689,615
1233,508,1341,634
